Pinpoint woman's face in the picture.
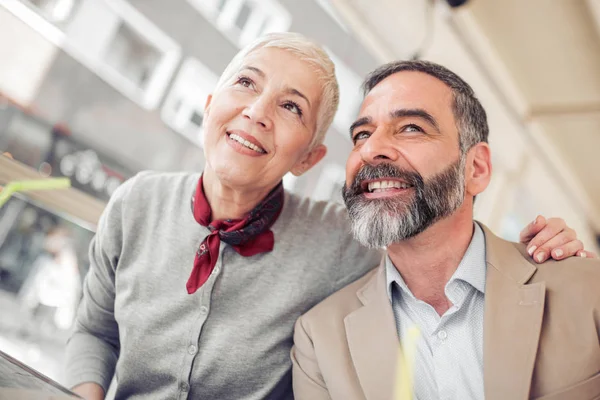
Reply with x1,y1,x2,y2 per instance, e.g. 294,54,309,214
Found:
203,47,327,192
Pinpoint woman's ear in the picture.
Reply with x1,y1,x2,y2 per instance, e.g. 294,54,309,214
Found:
291,145,327,176
204,94,213,116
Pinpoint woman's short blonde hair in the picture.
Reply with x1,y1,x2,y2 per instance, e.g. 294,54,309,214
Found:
213,32,339,149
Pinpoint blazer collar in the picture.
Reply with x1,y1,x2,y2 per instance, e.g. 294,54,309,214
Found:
480,223,545,400
344,223,546,400
345,258,400,400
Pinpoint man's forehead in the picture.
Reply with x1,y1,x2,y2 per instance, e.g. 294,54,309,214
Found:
360,71,453,113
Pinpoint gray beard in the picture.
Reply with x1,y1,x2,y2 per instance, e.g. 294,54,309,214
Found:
342,158,466,248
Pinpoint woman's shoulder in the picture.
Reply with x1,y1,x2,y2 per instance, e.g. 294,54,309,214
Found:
127,170,200,191
282,190,349,227
118,170,200,203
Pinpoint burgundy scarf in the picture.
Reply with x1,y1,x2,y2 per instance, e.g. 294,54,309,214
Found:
187,175,284,294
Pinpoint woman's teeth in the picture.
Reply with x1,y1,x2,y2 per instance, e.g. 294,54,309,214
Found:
368,180,412,193
229,133,265,153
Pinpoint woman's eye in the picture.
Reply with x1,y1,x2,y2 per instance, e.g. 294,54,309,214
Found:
236,76,254,88
283,101,303,117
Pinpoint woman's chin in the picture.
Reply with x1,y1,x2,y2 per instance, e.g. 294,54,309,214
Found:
211,166,263,188
206,158,285,192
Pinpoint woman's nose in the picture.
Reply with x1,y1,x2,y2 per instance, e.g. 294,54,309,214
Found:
242,96,274,131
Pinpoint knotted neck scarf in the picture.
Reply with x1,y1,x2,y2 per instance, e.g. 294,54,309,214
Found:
186,175,284,294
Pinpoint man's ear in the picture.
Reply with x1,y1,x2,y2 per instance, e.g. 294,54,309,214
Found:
291,144,327,176
465,142,492,196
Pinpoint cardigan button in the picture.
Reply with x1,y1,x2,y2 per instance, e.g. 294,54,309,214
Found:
180,382,190,392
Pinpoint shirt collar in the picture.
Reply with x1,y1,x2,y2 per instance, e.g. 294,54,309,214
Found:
386,222,487,301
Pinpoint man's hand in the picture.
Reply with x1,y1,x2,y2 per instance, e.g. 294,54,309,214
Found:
519,215,598,263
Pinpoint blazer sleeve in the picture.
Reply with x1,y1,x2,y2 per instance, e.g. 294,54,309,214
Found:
291,315,333,400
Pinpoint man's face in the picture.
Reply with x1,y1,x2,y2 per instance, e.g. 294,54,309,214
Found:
342,71,467,248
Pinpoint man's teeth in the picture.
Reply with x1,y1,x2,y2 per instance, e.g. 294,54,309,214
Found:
229,133,265,153
367,180,412,192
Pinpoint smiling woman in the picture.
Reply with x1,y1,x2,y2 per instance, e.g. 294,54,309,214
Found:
201,46,329,217
61,32,593,400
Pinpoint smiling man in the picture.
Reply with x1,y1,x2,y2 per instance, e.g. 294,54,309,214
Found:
291,60,600,400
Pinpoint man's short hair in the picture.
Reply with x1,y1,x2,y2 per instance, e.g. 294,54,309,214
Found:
362,60,489,154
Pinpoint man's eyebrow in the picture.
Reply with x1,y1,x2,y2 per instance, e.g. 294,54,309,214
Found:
391,108,440,133
349,116,372,138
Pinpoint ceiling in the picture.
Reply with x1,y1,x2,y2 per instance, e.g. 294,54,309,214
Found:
465,0,600,220
328,0,600,232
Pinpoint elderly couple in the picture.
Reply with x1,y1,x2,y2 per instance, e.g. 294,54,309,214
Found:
66,33,600,400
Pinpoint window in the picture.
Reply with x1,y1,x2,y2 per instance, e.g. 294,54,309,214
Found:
188,0,292,47
104,22,162,91
21,0,80,24
3,0,180,108
1,0,72,47
161,58,218,147
327,51,362,140
62,0,180,109
0,156,98,382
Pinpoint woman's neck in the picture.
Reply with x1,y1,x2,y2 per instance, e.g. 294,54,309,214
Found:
202,169,277,220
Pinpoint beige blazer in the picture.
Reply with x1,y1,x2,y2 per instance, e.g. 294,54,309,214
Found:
292,224,600,400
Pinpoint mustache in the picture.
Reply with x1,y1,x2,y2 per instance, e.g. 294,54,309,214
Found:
344,163,424,195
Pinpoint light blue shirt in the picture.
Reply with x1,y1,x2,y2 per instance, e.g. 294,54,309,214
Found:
386,223,486,400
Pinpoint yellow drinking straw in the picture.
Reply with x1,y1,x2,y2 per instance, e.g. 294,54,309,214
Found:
396,326,421,400
0,178,71,208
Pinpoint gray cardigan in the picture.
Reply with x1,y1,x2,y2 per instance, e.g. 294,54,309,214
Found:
64,171,381,400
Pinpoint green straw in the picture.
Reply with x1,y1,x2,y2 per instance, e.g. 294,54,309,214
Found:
0,177,71,208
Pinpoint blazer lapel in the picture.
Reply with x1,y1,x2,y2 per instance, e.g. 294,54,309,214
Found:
481,224,546,400
345,260,401,400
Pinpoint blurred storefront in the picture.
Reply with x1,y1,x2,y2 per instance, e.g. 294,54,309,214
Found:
0,193,93,383
0,103,133,202
0,102,133,382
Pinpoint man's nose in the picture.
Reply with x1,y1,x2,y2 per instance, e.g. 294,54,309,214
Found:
359,130,398,165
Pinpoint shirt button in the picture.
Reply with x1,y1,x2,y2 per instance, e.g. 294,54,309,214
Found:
437,330,448,341
200,306,208,315
180,382,190,392
188,344,197,355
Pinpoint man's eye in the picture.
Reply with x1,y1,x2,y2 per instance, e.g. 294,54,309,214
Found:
404,124,423,133
353,131,370,143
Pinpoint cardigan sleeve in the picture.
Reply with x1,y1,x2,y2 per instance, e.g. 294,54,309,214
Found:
63,175,136,391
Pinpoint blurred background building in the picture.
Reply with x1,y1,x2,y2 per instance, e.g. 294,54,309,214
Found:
0,0,599,389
